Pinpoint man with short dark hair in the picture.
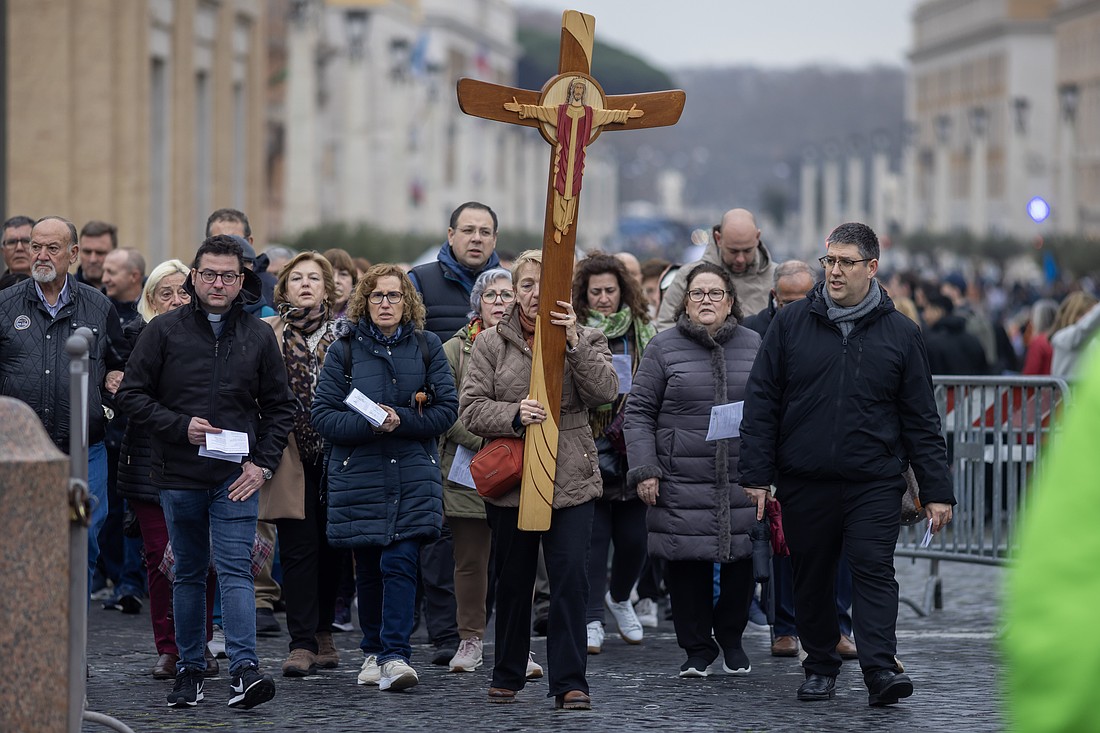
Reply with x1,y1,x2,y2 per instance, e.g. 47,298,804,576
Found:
0,215,129,595
117,235,295,710
921,291,988,375
739,222,955,707
408,201,503,342
406,201,504,665
77,220,118,290
1,214,35,276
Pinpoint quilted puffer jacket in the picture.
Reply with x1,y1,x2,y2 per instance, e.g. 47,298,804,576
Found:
0,275,128,452
459,305,618,509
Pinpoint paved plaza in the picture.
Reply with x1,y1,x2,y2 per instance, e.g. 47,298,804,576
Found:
82,558,1004,732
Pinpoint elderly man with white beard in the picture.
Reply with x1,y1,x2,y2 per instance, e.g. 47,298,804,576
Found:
0,215,130,592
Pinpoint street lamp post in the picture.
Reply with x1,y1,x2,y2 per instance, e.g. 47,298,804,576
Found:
1058,82,1080,234
968,105,988,237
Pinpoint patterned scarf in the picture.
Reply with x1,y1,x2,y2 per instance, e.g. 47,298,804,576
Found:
517,307,537,347
279,302,334,461
367,320,405,347
463,316,485,344
585,307,656,435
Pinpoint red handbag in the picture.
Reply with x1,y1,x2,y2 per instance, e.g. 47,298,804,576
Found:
470,437,525,499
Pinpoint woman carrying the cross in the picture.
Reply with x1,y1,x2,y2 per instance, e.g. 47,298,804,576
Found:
460,249,617,710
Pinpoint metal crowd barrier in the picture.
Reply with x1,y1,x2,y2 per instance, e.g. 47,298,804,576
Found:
896,375,1070,616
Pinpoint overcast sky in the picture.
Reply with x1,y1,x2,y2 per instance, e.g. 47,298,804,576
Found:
517,1,922,69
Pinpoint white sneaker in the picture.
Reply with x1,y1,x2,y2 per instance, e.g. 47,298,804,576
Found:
605,591,643,643
357,654,380,686
209,625,227,659
378,659,419,691
634,598,659,629
448,636,484,672
586,620,605,654
525,652,543,680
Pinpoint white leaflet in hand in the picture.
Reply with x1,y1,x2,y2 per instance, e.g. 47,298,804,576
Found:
344,388,388,427
447,444,478,489
706,401,744,441
611,354,633,394
920,518,934,548
198,446,246,463
205,429,250,455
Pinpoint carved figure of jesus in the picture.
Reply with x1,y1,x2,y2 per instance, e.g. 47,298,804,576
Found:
504,78,643,243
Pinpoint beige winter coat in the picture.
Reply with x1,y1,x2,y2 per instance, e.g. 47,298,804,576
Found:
459,306,618,509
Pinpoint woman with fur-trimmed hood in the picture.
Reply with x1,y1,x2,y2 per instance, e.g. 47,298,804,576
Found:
624,261,761,679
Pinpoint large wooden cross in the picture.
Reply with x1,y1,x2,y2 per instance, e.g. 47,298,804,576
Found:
457,10,685,530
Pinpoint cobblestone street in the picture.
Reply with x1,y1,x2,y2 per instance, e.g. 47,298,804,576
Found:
81,557,1004,732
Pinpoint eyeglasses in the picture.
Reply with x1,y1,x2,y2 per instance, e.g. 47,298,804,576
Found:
368,291,404,305
1,237,31,249
197,270,241,285
687,288,728,303
30,243,66,257
480,289,515,303
819,255,872,271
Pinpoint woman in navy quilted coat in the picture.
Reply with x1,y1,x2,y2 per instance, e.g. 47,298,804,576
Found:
311,264,458,692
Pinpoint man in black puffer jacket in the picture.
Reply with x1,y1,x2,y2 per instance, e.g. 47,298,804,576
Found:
739,223,955,708
117,235,294,710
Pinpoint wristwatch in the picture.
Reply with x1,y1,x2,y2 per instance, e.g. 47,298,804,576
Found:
260,466,274,481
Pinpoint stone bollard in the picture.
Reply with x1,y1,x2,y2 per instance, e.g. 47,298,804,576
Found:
0,397,70,733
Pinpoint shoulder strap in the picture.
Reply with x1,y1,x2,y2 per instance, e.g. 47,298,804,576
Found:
342,337,353,390
415,330,431,375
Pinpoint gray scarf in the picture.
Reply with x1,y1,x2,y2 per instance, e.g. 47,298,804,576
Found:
825,280,881,338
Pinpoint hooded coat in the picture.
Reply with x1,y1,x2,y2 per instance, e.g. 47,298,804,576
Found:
624,314,761,562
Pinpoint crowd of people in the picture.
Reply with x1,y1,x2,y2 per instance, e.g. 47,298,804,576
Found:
3,200,1097,717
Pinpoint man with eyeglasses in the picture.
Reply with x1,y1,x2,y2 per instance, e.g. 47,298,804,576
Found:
0,215,130,599
1,214,35,277
656,208,777,331
117,234,295,709
739,222,955,707
407,201,504,667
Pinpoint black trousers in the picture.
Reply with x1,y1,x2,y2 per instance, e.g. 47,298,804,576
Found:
418,522,459,648
778,475,904,679
275,458,341,652
586,497,648,623
665,558,754,665
485,501,594,696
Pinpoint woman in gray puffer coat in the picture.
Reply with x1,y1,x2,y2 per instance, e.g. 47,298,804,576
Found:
624,262,761,679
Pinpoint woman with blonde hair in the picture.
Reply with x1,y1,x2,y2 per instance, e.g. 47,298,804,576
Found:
1050,291,1100,378
263,251,345,677
461,249,617,710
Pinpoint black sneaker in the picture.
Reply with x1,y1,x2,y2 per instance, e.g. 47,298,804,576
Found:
228,665,276,710
167,669,204,708
256,607,282,637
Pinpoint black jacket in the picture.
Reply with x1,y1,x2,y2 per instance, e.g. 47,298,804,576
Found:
116,269,296,491
0,275,129,452
408,260,475,343
924,315,988,376
738,282,955,506
116,319,157,504
740,295,776,337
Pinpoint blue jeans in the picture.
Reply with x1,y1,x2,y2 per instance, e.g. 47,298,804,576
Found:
87,442,108,592
354,539,420,664
162,474,259,675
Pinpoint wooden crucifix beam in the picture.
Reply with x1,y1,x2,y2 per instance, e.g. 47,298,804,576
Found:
457,10,686,530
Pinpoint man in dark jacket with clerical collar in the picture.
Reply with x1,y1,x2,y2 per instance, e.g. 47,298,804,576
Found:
739,222,955,708
117,234,294,710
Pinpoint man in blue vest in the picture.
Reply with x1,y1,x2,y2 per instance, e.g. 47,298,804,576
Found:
407,201,503,665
